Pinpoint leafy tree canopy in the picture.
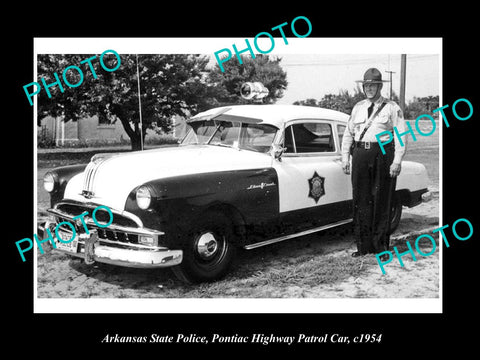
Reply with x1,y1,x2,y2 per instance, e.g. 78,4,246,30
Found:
37,53,288,150
293,86,364,115
207,54,288,107
294,88,438,120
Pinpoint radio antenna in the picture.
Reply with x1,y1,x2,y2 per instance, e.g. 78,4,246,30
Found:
136,54,144,151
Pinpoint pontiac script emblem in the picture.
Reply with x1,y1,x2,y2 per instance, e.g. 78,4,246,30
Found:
246,182,276,190
308,171,325,203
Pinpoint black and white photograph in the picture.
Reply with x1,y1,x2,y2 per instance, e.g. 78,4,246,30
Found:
7,7,478,354
32,38,441,313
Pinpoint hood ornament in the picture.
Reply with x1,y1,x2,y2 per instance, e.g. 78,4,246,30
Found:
81,153,116,199
81,190,95,199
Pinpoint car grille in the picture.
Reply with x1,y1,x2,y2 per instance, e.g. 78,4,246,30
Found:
54,202,139,228
51,201,142,246
97,228,139,244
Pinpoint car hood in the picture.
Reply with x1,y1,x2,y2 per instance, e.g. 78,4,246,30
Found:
63,145,273,210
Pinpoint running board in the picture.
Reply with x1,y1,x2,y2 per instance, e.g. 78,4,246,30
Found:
243,218,353,250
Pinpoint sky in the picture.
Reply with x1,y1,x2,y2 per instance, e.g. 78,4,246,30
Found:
274,53,440,105
34,38,441,107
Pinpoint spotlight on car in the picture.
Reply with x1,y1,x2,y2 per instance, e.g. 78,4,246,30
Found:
240,82,269,101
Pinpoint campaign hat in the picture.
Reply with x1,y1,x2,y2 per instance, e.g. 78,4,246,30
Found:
355,68,389,83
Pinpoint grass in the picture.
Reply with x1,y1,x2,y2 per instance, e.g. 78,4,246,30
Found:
37,133,179,149
250,255,368,287
404,120,440,188
37,143,179,168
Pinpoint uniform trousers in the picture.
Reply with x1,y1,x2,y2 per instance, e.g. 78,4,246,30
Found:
351,143,396,254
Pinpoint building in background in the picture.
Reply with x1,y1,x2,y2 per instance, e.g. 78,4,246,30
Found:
38,115,180,147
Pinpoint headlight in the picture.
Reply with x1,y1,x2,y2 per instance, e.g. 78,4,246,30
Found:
43,172,56,192
136,186,152,210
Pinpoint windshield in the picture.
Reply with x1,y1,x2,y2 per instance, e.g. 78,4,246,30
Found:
181,119,278,153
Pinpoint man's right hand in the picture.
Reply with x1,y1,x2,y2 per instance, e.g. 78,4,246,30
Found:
342,161,350,175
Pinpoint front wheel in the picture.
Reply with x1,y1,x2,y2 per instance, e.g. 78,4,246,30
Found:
172,212,236,283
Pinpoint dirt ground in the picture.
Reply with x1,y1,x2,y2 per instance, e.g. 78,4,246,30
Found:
36,157,439,300
35,186,439,299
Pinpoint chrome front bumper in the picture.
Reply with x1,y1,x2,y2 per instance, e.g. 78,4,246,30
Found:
55,239,183,268
43,207,183,269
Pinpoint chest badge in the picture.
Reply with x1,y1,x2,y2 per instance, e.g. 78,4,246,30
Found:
308,171,325,203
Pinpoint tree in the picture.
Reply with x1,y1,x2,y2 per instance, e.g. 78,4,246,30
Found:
37,54,94,123
294,85,365,115
37,53,288,150
293,98,319,107
405,95,439,119
37,54,213,150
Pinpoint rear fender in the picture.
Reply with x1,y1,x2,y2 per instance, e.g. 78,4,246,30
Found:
396,160,429,193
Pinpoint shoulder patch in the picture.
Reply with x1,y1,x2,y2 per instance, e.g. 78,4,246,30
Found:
384,100,403,118
385,99,398,106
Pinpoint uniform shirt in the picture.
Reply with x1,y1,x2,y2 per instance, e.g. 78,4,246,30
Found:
341,95,407,164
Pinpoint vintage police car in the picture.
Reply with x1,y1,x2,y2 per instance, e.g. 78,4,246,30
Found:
42,104,429,283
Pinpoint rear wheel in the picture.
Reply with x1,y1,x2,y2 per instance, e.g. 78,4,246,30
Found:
172,211,236,283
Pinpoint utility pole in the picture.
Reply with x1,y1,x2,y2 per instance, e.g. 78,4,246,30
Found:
385,70,395,100
400,54,407,113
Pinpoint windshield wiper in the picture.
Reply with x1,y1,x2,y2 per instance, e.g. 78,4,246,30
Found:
208,143,234,148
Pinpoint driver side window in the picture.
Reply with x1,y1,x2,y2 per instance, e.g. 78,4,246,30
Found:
284,122,335,153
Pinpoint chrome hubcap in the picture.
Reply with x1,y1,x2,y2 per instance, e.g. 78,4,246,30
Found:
196,232,218,260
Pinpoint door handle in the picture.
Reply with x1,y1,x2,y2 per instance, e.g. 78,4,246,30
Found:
333,156,343,164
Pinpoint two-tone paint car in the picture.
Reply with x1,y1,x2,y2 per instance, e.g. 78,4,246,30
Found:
41,104,429,283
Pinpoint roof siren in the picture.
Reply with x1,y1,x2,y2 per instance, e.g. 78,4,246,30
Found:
240,82,269,102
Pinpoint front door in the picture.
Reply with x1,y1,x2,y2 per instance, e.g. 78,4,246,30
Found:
272,120,352,232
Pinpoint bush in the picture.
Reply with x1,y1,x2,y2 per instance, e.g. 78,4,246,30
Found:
144,135,179,146
405,96,439,119
293,86,365,115
37,126,56,148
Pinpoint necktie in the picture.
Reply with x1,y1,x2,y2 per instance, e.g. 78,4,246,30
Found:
367,102,374,118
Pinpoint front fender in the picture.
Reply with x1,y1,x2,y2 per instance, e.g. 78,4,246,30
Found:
124,168,280,246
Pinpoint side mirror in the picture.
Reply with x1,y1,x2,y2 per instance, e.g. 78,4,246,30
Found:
270,144,286,161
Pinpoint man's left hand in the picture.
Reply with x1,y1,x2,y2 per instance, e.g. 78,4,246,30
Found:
390,162,401,177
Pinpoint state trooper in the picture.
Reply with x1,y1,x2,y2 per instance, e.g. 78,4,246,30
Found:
341,68,407,257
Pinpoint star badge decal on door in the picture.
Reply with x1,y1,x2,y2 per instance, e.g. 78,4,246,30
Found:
308,171,325,203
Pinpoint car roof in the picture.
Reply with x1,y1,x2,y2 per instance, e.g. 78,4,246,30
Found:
189,104,349,129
